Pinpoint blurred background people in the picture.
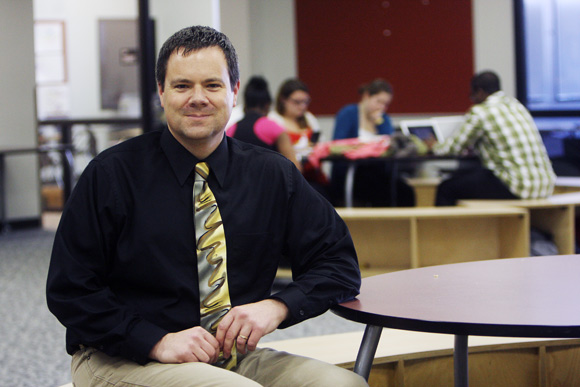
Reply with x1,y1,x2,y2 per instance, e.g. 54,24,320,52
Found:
330,79,415,207
430,70,556,205
270,78,330,199
226,76,301,171
333,78,394,140
269,78,321,150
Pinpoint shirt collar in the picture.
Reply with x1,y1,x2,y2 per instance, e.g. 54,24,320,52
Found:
160,128,229,187
203,135,228,188
485,91,504,103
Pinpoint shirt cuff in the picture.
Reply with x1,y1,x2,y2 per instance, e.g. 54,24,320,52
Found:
124,319,169,364
269,286,310,328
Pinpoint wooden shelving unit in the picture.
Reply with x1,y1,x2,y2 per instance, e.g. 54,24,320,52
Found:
337,207,529,273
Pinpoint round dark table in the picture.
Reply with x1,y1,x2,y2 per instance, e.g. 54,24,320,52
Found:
332,255,580,386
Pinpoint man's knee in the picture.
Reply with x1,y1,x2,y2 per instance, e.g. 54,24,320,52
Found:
267,351,368,386
308,365,368,387
156,362,260,386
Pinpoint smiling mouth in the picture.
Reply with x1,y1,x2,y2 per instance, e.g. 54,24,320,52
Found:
186,113,210,117
186,113,211,119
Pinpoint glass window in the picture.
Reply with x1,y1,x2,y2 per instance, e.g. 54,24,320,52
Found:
518,0,580,113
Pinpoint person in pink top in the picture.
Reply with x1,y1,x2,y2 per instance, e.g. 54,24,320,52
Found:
226,76,301,171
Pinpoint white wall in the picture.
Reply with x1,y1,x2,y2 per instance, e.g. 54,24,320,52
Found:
247,0,297,98
472,0,516,97
151,0,219,56
220,0,297,122
220,0,251,89
1,0,41,222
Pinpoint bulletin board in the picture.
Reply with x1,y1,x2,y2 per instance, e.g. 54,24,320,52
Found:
295,0,474,115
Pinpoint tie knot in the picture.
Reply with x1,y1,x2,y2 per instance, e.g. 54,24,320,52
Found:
195,162,210,180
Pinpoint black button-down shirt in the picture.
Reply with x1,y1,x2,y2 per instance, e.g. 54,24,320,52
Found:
47,129,360,364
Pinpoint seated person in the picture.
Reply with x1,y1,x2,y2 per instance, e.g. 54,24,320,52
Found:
269,78,321,149
269,78,330,199
331,79,415,207
46,25,365,387
333,78,394,140
227,76,301,171
429,70,556,205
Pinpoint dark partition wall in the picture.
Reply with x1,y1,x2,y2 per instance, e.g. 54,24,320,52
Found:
295,0,474,115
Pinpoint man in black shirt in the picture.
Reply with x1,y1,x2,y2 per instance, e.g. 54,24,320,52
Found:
47,26,365,386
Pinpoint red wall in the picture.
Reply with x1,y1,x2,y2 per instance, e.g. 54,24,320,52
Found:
295,0,474,115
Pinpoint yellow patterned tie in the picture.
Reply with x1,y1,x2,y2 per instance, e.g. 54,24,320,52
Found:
193,162,236,369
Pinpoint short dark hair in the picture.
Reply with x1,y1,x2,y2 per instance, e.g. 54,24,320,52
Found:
471,71,501,95
156,25,239,91
359,78,393,97
244,76,272,111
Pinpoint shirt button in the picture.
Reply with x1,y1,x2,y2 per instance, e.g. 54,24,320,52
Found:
299,310,305,316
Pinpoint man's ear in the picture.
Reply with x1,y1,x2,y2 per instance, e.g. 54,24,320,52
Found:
232,80,240,107
479,89,490,102
157,83,165,108
471,88,488,104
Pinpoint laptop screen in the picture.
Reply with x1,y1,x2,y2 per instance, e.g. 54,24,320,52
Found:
399,119,443,142
408,125,438,141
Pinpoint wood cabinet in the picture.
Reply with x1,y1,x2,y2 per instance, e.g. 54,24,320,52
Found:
337,207,529,274
459,193,580,255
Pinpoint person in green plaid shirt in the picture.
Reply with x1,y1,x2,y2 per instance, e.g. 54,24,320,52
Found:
430,71,556,206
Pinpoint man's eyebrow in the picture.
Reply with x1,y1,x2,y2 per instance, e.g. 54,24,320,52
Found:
169,78,192,85
204,77,226,84
168,77,225,85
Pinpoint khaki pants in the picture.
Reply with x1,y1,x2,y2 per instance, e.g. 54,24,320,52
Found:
71,346,368,387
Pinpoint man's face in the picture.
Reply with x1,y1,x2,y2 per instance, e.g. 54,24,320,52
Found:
158,47,239,155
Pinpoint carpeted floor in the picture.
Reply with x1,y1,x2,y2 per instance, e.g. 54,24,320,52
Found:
0,223,364,387
0,228,71,387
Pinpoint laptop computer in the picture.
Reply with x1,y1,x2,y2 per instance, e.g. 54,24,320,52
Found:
399,119,443,143
431,115,465,140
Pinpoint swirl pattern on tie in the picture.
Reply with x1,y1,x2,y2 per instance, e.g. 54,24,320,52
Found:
194,162,236,369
